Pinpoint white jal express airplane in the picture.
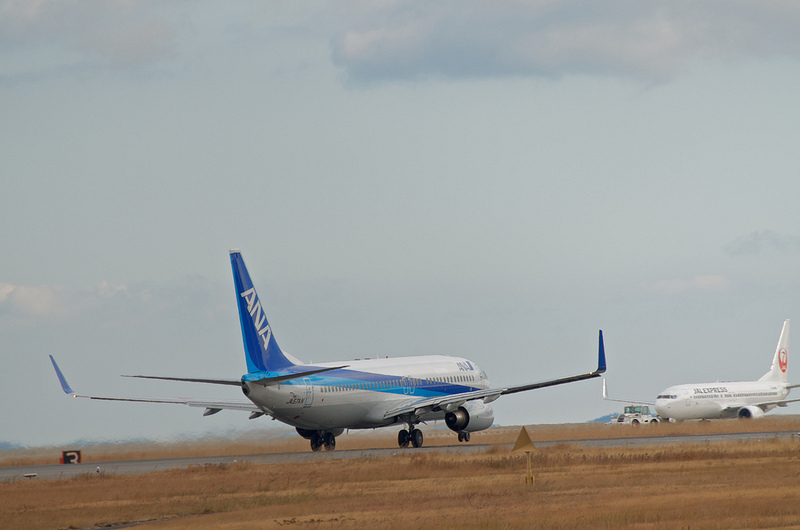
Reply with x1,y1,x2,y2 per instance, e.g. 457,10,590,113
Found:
51,250,606,451
606,320,800,421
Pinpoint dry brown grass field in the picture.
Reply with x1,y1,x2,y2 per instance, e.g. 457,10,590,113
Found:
3,417,800,529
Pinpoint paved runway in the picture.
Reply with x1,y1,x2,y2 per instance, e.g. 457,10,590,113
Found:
3,429,798,482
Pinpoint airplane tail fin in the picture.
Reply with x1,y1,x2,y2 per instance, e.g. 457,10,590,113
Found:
230,250,297,373
759,319,790,383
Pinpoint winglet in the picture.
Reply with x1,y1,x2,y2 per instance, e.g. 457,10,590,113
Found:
596,330,607,374
49,355,75,395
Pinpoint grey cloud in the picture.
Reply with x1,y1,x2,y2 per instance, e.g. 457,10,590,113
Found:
330,1,800,84
0,0,187,77
7,1,800,85
724,230,800,256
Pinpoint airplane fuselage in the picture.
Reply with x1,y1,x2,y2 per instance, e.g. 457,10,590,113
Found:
654,381,790,420
242,355,491,431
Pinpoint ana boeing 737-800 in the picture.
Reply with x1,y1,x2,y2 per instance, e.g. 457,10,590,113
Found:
604,319,800,421
51,250,606,451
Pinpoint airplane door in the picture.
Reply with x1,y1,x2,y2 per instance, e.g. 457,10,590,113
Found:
303,378,313,407
401,376,415,395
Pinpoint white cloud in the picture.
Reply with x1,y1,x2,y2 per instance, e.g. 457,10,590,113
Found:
639,275,731,295
0,281,128,317
6,283,64,316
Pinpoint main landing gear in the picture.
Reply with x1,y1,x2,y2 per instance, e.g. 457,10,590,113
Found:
304,430,336,451
397,426,424,448
296,428,344,452
457,432,471,442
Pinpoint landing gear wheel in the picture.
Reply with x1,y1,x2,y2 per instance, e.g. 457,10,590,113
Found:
398,429,410,448
310,432,323,452
323,432,336,451
458,432,464,442
464,432,470,442
411,428,424,448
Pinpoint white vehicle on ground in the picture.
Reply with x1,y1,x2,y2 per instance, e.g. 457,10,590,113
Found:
613,404,660,425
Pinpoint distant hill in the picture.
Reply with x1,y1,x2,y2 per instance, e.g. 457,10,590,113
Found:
0,442,24,450
589,413,618,423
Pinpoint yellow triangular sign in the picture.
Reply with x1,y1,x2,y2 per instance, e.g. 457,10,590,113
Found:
512,426,536,453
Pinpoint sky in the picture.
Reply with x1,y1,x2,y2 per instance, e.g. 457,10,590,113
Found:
3,1,800,447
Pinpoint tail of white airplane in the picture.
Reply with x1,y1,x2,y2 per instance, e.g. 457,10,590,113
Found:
230,250,298,373
758,319,790,384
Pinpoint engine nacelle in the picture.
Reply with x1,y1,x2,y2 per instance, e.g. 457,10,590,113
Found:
444,401,494,433
296,428,316,439
296,427,344,439
737,406,765,419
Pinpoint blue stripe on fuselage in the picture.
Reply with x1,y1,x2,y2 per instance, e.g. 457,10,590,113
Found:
242,367,477,397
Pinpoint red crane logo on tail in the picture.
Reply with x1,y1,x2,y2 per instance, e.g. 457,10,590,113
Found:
779,348,788,373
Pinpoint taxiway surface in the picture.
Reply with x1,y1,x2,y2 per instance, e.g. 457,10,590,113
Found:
3,429,798,482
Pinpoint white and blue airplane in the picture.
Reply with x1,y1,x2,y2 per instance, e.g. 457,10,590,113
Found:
51,250,606,451
604,319,800,421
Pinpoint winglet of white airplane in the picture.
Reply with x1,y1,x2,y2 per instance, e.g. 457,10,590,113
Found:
49,355,76,396
602,376,655,405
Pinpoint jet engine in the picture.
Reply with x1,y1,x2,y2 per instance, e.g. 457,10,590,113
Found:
296,428,316,439
444,401,494,433
737,406,765,419
296,427,344,438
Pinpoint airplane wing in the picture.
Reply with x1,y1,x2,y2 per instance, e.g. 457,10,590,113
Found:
719,397,800,416
50,355,267,416
772,398,800,407
50,356,349,418
600,378,655,406
383,330,607,419
383,388,504,418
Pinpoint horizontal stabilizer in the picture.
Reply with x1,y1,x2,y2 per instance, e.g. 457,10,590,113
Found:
123,375,241,386
126,365,348,387
246,365,349,386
